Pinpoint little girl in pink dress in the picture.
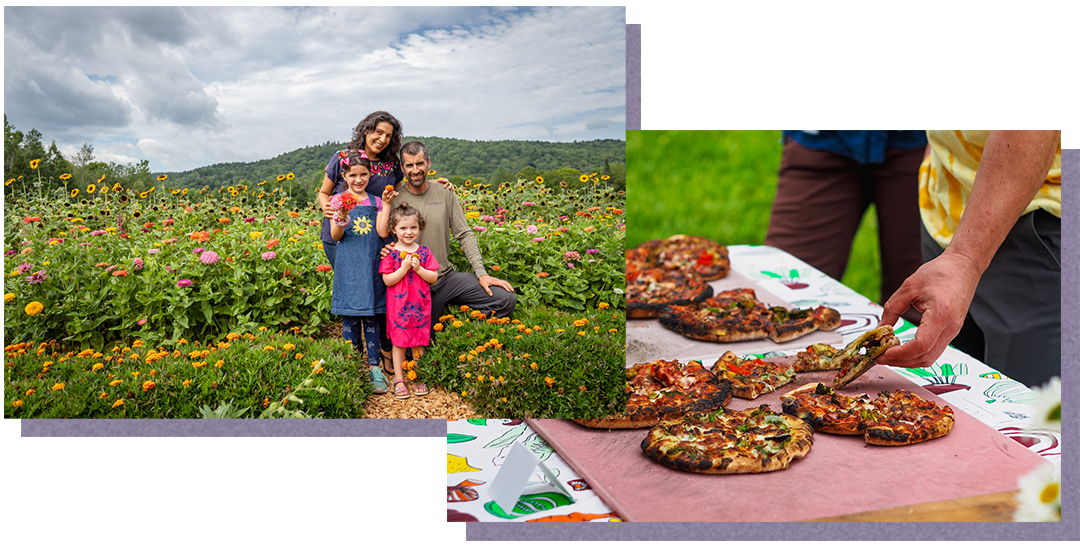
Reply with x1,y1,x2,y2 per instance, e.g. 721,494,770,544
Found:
377,201,439,400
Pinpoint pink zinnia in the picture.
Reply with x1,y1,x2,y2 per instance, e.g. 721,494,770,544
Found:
330,192,359,212
177,279,192,287
193,248,205,255
522,201,536,206
138,318,147,326
532,237,545,243
473,226,487,232
261,251,276,260
586,249,600,254
526,225,538,234
199,251,219,265
148,248,160,255
133,258,144,270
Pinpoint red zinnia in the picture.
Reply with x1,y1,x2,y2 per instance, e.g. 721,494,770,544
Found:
316,264,333,272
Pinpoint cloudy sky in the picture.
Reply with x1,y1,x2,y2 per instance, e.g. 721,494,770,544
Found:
4,5,626,172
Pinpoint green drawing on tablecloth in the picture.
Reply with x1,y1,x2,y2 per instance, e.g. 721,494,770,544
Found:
980,372,1006,380
483,491,575,519
758,268,811,289
448,433,477,444
484,423,527,449
984,380,1034,404
467,419,487,426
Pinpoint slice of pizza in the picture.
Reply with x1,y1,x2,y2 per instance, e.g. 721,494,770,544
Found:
711,351,796,399
626,268,714,319
640,405,814,474
832,325,901,389
792,343,842,372
658,289,772,342
766,305,842,343
863,389,955,446
780,382,880,435
653,235,731,281
572,359,733,429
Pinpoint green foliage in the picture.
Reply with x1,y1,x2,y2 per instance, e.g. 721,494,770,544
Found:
423,304,626,419
4,332,371,419
446,176,626,311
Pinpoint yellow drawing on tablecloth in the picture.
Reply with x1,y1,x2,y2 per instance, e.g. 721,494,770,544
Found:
447,453,481,473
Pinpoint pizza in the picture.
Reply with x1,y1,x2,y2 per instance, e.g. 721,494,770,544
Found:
640,405,814,474
572,359,733,429
710,351,796,399
650,234,731,281
864,389,955,446
780,383,879,435
625,236,731,319
626,268,713,319
792,343,842,372
831,325,901,389
658,288,841,344
780,383,955,445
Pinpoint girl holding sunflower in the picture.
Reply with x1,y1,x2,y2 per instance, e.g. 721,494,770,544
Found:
329,150,395,393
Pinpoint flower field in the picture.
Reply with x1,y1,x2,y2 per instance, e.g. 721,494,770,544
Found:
4,170,626,418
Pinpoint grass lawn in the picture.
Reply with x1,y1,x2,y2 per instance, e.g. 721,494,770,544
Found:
626,130,883,303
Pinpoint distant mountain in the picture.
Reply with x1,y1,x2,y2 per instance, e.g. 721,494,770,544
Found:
161,136,626,199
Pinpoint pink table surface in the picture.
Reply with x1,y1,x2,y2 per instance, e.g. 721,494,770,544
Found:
527,364,1048,522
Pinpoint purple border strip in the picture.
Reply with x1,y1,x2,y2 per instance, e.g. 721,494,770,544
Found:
21,419,447,437
626,24,640,131
462,148,1071,538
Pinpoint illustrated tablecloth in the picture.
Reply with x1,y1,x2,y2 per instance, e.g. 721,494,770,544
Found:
446,245,1061,522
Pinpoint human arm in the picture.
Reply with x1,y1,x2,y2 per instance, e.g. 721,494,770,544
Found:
877,130,1060,368
435,177,454,191
412,255,439,285
376,188,397,238
319,175,337,220
382,255,411,287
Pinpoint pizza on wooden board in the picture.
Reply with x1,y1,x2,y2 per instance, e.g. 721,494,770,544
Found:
780,383,955,445
640,405,814,474
572,359,734,429
711,351,797,399
659,287,841,344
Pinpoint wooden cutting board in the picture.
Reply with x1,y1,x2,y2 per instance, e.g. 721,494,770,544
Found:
527,364,1049,522
626,270,844,367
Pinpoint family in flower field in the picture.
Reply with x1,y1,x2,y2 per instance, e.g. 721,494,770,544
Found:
316,111,517,400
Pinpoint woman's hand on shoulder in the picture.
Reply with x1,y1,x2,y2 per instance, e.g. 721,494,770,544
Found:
379,243,394,258
435,178,454,191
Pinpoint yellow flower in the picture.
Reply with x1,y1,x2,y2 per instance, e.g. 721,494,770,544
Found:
214,360,224,368
109,379,123,386
427,170,436,175
25,301,43,316
536,176,544,184
51,382,65,392
112,399,124,408
25,389,35,396
295,353,304,360
59,173,72,181
4,293,14,303
29,159,41,169
157,174,168,181
182,379,192,387
465,211,480,220
87,184,96,194
250,231,264,240
286,173,295,180
452,321,463,328
283,343,295,351
142,380,155,391
12,399,24,408
577,331,587,336
92,363,104,372
545,376,555,386
598,302,610,309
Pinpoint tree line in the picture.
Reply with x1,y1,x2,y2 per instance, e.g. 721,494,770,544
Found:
4,116,625,206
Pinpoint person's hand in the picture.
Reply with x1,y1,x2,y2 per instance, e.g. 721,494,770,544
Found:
382,185,399,204
321,199,337,220
379,243,394,259
478,274,515,296
333,210,346,225
409,255,420,271
435,177,454,191
876,250,983,369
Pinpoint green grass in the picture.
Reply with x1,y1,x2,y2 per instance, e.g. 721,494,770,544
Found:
627,130,882,302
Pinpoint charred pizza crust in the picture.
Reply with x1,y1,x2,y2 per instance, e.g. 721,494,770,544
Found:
626,268,714,319
640,405,814,474
864,389,955,446
652,235,731,281
780,384,955,445
658,288,841,344
780,383,879,435
792,343,842,372
572,359,734,429
832,326,901,389
711,351,796,399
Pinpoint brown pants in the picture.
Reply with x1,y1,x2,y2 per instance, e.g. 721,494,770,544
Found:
764,139,924,306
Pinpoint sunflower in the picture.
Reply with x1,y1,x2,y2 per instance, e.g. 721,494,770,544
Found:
97,174,107,184
286,173,294,180
71,189,79,197
157,174,168,181
276,175,286,182
5,178,14,186
119,195,129,203
88,184,96,194
601,175,610,180
258,180,266,186
579,174,589,182
113,183,123,192
536,176,544,184
133,211,142,218
100,186,108,194
428,170,436,175
139,191,148,199
29,159,40,169
561,182,568,188
59,173,72,181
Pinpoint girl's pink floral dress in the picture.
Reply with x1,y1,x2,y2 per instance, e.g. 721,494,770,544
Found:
378,246,440,347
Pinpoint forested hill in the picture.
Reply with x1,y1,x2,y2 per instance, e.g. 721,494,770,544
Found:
161,136,626,193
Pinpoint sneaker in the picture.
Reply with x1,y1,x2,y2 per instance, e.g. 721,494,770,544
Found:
369,367,389,394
